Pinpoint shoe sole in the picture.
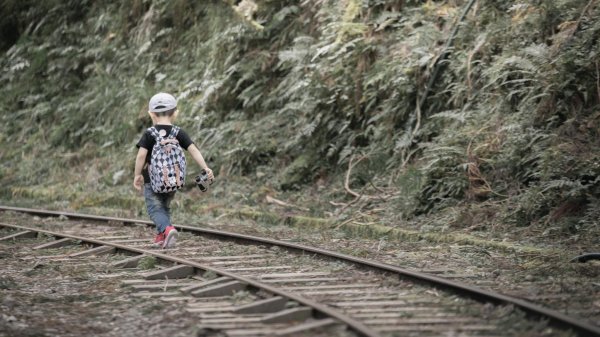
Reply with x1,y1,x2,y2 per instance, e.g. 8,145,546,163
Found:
163,228,178,249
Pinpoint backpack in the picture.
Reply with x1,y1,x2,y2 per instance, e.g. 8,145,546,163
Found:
148,126,187,193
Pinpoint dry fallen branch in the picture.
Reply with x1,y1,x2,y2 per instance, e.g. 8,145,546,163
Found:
344,155,367,199
466,134,508,198
335,155,401,211
551,0,597,54
335,194,364,215
401,148,420,168
266,195,309,211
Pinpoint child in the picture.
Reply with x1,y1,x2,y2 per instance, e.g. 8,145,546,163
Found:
133,92,214,248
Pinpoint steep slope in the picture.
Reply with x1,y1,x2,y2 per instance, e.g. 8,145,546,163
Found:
1,0,599,237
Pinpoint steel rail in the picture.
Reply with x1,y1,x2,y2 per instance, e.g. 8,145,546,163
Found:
0,221,380,337
2,205,599,336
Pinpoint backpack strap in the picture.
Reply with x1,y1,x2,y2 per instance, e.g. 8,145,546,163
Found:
148,126,180,144
148,127,162,142
167,126,180,139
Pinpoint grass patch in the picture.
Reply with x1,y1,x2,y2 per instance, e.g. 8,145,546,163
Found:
138,256,157,270
229,207,560,255
0,276,18,290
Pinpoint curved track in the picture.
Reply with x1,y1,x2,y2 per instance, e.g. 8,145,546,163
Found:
1,205,599,337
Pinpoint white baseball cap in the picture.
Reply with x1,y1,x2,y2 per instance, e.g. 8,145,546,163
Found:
149,92,177,113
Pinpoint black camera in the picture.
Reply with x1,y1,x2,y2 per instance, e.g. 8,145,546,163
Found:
195,169,213,192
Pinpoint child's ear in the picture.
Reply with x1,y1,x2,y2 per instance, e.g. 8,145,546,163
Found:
148,111,157,123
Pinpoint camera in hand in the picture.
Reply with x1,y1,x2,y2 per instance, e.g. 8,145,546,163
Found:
195,169,213,192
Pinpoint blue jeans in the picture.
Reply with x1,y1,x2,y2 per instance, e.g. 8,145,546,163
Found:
143,183,176,233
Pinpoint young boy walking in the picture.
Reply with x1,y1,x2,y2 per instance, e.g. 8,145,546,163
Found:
133,92,214,248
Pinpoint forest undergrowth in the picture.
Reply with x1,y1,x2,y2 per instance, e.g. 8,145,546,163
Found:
1,0,599,255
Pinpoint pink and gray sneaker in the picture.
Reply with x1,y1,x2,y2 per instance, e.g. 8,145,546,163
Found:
153,232,165,247
162,226,178,249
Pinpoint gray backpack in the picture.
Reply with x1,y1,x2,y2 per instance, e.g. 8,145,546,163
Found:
148,126,187,193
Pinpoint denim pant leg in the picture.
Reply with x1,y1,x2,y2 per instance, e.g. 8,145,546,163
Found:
144,184,176,233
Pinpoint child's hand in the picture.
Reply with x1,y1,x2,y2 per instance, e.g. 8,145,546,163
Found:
133,175,144,191
205,168,214,181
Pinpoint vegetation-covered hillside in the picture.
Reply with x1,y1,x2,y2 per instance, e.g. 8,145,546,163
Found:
1,0,600,243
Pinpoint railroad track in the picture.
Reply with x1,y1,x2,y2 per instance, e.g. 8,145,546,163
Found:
1,206,598,337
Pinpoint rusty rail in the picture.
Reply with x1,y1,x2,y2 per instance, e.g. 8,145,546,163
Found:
0,221,380,337
1,205,599,336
